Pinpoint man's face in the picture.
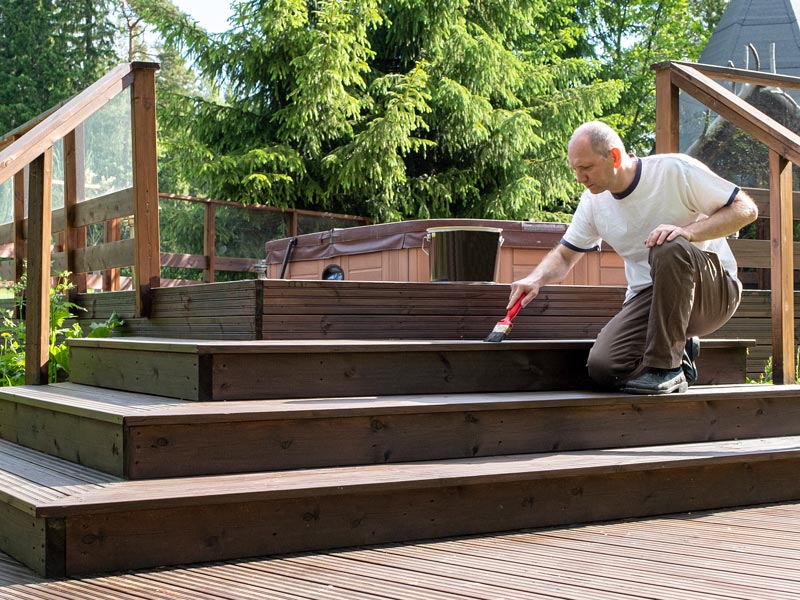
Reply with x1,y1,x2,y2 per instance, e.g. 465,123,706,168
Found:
568,136,615,194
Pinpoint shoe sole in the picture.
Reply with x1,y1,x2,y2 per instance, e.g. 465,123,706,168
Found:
623,381,689,395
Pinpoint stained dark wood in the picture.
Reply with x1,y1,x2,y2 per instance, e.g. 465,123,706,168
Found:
2,502,800,599
2,381,795,480
131,63,160,317
25,150,53,386
66,338,750,402
42,280,794,381
769,150,795,384
26,436,800,575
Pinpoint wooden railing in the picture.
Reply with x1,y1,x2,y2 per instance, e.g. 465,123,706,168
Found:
0,188,371,290
158,193,370,284
0,62,160,384
653,60,800,384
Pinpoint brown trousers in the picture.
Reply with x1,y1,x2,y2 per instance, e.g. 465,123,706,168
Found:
586,237,741,388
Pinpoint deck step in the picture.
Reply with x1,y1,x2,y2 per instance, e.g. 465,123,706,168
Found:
4,434,800,576
2,382,798,479
0,439,119,577
66,337,752,401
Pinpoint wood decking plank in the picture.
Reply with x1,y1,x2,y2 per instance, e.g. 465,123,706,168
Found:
546,523,800,561
67,337,751,401
471,529,800,579
666,511,800,534
76,568,280,600
418,532,800,597
4,381,781,424
1,502,799,598
36,435,800,515
9,436,795,575
3,382,787,480
137,565,390,600
365,544,755,600
250,555,562,600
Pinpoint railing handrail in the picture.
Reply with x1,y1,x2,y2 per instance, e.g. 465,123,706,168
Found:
0,101,69,153
158,193,372,224
657,60,800,91
0,62,157,186
662,61,800,164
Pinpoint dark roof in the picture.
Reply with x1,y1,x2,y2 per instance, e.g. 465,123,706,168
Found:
700,0,800,72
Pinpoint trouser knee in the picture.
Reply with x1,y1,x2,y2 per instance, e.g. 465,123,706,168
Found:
649,237,692,272
586,347,625,389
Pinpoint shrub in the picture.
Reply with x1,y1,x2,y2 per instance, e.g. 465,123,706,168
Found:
0,271,123,385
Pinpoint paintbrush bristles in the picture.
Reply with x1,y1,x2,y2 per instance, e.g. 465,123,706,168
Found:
484,322,512,343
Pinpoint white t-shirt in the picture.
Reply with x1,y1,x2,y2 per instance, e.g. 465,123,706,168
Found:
562,153,740,302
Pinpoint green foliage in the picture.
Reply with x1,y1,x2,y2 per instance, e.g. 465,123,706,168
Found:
0,271,123,386
130,0,623,222
575,0,726,153
0,0,117,134
747,347,800,385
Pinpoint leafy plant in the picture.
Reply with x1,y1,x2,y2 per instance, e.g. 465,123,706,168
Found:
0,270,123,386
747,346,800,385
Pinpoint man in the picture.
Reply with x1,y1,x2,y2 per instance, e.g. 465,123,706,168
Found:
508,121,758,394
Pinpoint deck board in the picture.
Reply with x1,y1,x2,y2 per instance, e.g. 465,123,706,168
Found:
35,435,800,516
0,502,798,599
9,381,795,423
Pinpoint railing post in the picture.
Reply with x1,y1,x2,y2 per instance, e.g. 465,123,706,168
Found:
130,62,160,316
204,202,216,283
654,64,680,153
25,150,53,385
64,126,87,296
769,150,795,384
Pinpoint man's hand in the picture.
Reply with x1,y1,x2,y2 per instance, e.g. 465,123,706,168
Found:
645,224,694,248
508,276,542,309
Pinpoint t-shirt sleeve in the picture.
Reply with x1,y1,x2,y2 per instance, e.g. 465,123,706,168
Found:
681,156,740,214
561,195,602,252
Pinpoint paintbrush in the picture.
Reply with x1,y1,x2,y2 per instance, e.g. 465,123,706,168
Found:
484,298,523,342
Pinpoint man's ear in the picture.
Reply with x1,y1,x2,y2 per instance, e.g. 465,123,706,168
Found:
611,148,622,168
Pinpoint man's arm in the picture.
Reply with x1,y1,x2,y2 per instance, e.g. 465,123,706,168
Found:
508,243,583,308
646,190,759,247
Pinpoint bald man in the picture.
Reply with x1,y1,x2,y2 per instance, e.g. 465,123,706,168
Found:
508,121,758,394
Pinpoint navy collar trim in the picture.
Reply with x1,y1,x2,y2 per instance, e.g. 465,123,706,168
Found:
612,156,642,200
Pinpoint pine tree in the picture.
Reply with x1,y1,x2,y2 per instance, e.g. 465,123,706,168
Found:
132,0,622,221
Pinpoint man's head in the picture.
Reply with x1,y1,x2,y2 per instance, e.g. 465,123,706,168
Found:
568,121,630,194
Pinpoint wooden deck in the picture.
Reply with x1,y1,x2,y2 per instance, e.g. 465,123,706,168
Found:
0,501,798,599
59,280,800,381
0,280,796,579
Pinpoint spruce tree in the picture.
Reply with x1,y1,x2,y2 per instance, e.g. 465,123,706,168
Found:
0,0,116,133
133,0,622,221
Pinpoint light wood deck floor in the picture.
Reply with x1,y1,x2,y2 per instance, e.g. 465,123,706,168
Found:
0,501,798,599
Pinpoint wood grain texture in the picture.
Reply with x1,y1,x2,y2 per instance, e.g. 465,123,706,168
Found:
53,450,800,575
